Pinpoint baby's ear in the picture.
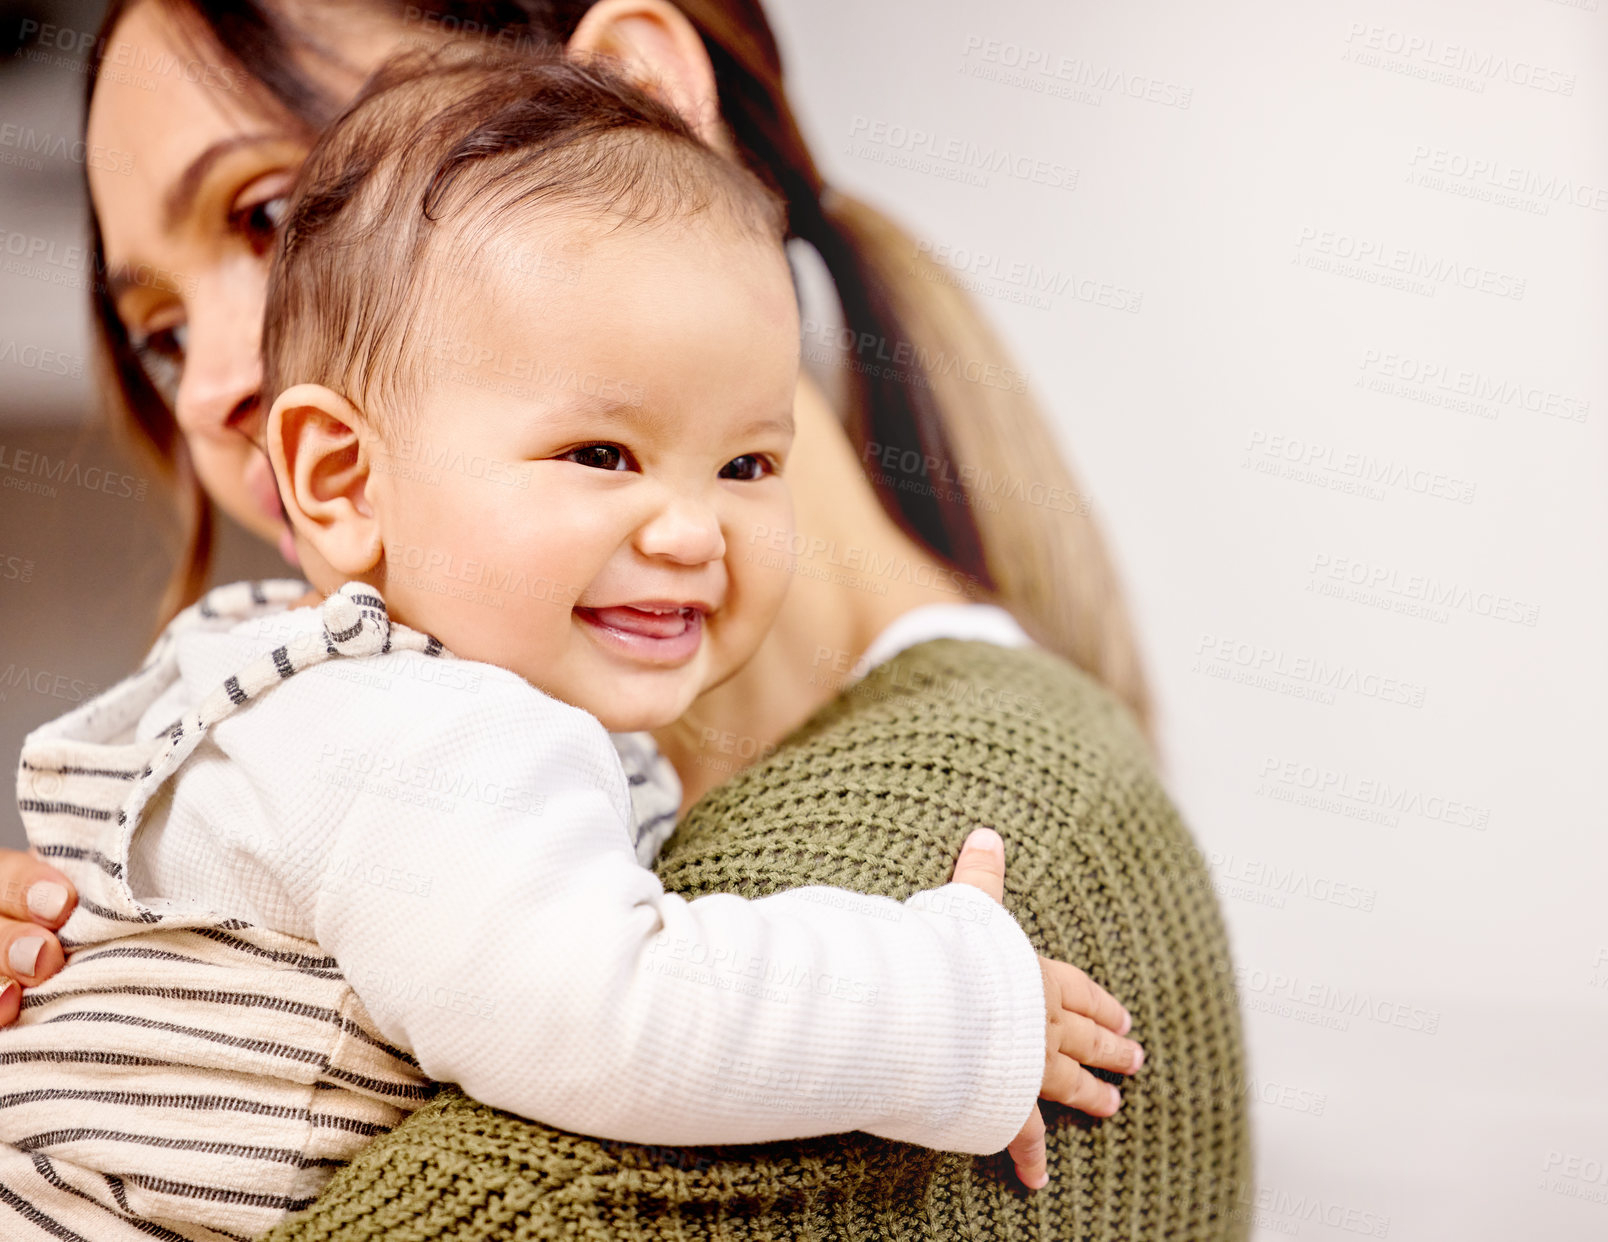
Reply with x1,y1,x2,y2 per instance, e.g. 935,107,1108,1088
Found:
567,0,725,149
267,384,381,577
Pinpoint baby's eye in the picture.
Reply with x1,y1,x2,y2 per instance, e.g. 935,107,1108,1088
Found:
719,454,774,482
561,443,635,471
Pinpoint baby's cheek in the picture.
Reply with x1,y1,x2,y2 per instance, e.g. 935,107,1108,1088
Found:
718,532,793,677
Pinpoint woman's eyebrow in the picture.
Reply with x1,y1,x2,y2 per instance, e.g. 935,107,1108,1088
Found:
162,134,286,232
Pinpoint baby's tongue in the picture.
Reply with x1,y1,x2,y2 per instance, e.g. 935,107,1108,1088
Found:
586,605,690,638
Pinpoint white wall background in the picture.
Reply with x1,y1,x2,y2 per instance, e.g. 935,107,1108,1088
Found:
764,0,1608,1238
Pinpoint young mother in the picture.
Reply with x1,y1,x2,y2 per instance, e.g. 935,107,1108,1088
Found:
0,0,1250,1236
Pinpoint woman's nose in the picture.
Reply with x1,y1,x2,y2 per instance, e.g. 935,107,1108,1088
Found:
174,350,262,445
635,494,727,566
172,274,265,443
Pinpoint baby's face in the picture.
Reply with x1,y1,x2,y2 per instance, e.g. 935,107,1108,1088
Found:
365,214,800,732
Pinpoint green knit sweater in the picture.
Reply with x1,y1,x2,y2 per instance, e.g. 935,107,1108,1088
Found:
261,640,1252,1241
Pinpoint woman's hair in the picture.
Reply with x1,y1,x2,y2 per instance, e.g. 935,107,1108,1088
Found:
84,0,1153,735
262,48,786,428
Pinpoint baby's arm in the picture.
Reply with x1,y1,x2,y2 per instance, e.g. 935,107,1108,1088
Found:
304,675,1056,1155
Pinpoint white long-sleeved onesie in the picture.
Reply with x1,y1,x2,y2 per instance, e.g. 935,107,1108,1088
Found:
126,599,1047,1154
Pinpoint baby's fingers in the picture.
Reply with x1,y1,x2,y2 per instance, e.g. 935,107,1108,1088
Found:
1041,957,1131,1034
950,827,1006,903
1042,1057,1124,1118
1050,1007,1144,1078
1006,1104,1048,1190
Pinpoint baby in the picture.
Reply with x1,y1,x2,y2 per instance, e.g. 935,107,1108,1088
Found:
3,49,1140,1242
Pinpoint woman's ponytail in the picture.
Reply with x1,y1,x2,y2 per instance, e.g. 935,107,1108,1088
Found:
811,191,1152,735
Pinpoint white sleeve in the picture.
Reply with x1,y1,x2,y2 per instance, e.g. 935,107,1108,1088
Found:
256,661,1045,1154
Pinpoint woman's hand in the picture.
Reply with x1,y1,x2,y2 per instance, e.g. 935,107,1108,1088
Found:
949,827,1142,1192
0,849,77,1025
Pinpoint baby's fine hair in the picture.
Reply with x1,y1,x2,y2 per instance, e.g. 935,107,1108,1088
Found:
261,45,788,430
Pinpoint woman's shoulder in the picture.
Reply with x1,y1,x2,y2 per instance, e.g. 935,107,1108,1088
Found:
663,637,1172,903
806,636,1152,776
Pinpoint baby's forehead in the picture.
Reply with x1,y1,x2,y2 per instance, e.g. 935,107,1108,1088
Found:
422,197,781,315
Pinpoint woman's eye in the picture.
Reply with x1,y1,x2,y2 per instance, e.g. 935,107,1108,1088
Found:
237,194,290,253
719,454,774,482
130,322,188,406
561,443,633,471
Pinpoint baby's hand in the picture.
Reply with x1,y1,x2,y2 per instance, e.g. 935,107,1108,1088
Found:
949,828,1143,1192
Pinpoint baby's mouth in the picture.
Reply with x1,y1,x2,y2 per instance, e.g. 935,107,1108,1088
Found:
577,605,700,638
573,603,707,667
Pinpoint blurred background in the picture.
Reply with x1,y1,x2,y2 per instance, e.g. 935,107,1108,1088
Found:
2,0,1605,1238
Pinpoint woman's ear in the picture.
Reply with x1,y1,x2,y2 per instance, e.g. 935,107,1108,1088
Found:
266,384,382,577
567,0,727,150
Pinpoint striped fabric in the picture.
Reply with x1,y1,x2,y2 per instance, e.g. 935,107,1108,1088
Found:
1,582,452,1241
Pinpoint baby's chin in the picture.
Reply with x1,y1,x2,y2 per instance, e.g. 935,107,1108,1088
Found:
575,676,703,736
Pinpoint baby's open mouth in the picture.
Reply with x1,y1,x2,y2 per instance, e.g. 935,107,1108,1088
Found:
578,605,700,637
573,604,706,666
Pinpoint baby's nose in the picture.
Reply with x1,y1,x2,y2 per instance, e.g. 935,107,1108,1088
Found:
636,496,726,564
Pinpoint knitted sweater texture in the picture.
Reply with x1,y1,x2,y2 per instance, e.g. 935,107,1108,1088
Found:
261,640,1252,1241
